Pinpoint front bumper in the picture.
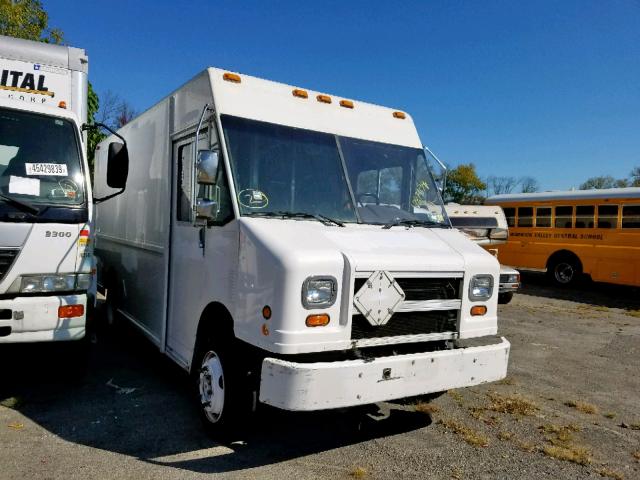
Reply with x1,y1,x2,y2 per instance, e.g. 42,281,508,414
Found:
499,282,520,293
0,294,86,343
259,336,510,411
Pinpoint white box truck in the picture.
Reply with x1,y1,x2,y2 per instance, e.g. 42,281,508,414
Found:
0,35,127,347
94,68,510,433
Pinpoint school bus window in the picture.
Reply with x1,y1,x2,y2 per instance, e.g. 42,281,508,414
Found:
517,207,533,227
575,205,594,228
597,205,618,229
555,206,573,228
622,205,640,228
536,207,551,227
503,207,515,227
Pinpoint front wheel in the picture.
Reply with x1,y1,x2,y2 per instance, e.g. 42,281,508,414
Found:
498,292,514,304
193,332,251,438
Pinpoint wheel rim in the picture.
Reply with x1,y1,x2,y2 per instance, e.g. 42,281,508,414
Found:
199,351,225,423
554,262,574,284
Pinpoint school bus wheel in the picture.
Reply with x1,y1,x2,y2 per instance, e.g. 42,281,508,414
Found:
547,252,582,287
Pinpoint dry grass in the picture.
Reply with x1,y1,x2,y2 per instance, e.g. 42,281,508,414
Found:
629,423,640,430
603,412,616,419
595,467,624,479
439,418,490,448
488,392,539,416
450,466,463,479
539,423,581,446
564,400,599,415
0,397,22,409
513,438,537,453
543,444,592,465
448,390,464,405
414,402,440,415
496,376,517,386
349,466,368,478
624,309,640,318
497,431,513,441
632,451,640,461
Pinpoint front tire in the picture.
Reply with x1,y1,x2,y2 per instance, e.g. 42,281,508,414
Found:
192,331,250,438
498,292,514,304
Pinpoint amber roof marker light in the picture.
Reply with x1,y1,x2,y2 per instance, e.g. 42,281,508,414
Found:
223,72,242,83
339,100,354,109
292,89,309,99
393,111,406,119
316,94,332,104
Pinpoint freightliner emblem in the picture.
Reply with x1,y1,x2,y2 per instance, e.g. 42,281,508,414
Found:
353,271,405,326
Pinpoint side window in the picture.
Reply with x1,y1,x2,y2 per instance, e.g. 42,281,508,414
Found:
535,207,551,227
176,143,193,222
503,207,516,227
555,206,573,228
622,205,640,229
575,205,594,228
517,207,533,227
597,205,618,229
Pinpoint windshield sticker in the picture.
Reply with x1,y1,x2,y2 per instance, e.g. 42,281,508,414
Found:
25,163,68,176
238,189,269,209
8,175,39,196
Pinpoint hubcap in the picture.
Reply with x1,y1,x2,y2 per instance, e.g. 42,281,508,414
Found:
554,262,574,284
199,351,225,423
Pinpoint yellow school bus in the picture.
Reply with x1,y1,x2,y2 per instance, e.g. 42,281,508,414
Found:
486,188,640,287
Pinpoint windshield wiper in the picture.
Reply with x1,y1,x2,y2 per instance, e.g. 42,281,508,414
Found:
247,211,344,227
0,193,39,215
382,218,444,229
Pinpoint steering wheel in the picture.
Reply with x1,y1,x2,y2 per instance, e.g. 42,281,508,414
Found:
357,192,379,206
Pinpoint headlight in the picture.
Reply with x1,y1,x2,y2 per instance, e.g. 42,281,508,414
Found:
301,276,337,309
20,273,91,293
500,273,520,284
469,274,494,301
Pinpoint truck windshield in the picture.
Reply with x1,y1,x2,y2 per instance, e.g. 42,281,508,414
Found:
0,108,84,206
222,115,448,226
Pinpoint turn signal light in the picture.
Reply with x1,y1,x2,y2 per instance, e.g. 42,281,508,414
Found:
292,89,308,98
58,101,67,109
306,314,330,327
339,100,354,109
58,305,84,318
223,72,241,83
392,111,406,119
316,94,332,104
470,305,487,316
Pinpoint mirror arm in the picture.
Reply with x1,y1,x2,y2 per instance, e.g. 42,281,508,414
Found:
82,122,128,147
193,104,213,224
93,188,125,204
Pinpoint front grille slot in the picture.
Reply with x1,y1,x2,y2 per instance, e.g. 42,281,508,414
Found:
353,276,461,301
351,310,458,340
0,249,20,283
0,309,12,320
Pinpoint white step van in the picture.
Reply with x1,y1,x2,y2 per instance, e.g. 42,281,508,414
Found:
94,68,510,431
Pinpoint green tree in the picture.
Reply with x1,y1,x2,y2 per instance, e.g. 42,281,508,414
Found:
0,0,101,176
444,163,486,203
0,0,62,43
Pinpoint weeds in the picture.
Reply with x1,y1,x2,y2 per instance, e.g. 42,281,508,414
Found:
543,444,592,465
604,412,616,419
414,402,439,415
0,397,22,409
564,400,599,415
488,392,539,416
496,376,516,386
439,418,490,447
349,466,367,478
497,431,513,441
595,467,624,479
632,451,640,461
448,390,464,406
450,466,463,479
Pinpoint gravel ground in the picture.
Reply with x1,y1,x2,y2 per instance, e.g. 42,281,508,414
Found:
0,273,639,480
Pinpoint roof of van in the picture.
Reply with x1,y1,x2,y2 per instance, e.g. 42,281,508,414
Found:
0,35,88,73
487,187,640,204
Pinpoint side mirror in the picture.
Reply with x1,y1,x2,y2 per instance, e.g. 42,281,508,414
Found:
196,186,221,221
106,142,129,189
196,150,219,185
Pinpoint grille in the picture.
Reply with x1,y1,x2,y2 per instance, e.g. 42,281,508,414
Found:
0,249,19,283
351,310,458,340
353,276,461,301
